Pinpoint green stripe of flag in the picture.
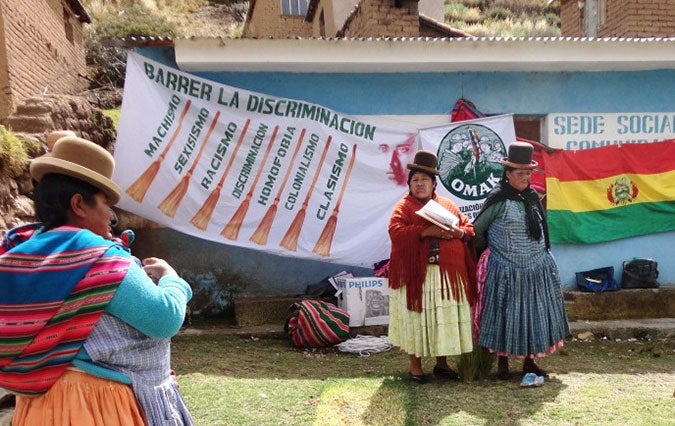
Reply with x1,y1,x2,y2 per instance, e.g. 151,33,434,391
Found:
548,200,675,244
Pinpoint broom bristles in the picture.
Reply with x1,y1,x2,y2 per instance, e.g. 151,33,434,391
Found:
126,161,160,203
158,176,190,218
220,198,251,240
280,208,306,252
457,346,495,382
250,202,278,246
312,214,337,257
190,187,222,230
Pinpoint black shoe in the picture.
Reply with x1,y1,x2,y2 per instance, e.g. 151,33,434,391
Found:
433,366,460,381
408,372,428,384
0,393,15,410
522,361,548,378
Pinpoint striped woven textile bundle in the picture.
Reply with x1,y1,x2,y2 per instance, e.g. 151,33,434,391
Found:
286,300,350,348
0,225,130,394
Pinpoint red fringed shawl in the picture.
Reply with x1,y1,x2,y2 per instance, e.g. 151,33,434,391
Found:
388,194,477,313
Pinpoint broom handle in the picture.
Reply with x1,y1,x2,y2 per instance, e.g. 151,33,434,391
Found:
245,125,279,198
186,111,221,176
215,119,251,189
302,136,332,206
332,144,357,215
272,128,306,204
159,99,192,160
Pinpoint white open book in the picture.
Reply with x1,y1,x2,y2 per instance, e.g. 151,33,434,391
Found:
415,199,459,231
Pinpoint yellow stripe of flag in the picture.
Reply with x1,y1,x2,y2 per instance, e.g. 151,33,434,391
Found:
547,170,675,213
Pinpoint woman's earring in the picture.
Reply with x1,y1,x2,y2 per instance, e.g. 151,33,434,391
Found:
110,209,119,228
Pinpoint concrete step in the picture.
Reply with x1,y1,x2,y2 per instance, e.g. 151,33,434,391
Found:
568,318,675,340
233,296,337,327
234,289,675,328
564,287,675,321
231,292,675,342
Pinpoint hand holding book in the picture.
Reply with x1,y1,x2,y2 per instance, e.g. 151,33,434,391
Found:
415,199,460,231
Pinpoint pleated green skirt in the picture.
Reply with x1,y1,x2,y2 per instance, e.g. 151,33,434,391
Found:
388,265,473,358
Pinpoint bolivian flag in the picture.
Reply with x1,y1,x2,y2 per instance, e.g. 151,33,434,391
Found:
543,139,675,244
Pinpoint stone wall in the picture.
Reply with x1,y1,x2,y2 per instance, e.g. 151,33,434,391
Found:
0,0,88,121
0,94,116,232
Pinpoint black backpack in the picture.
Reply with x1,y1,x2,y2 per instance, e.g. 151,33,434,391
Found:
621,258,659,289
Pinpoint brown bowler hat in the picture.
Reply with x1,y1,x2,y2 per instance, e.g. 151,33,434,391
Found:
501,142,538,169
407,150,440,175
30,136,121,205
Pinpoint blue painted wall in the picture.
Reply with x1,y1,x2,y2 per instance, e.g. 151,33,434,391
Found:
130,47,673,304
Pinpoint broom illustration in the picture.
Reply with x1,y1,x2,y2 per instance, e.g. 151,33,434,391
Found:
221,126,280,241
126,99,192,203
190,119,251,230
312,143,357,257
158,110,221,218
250,128,307,246
279,136,332,252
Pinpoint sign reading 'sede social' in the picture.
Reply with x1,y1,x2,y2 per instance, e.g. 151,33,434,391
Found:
545,112,675,150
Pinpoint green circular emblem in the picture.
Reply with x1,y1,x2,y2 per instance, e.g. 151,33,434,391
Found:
437,124,506,201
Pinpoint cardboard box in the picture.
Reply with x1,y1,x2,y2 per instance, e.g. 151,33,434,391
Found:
337,277,390,327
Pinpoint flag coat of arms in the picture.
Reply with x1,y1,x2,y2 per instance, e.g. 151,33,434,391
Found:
543,139,675,244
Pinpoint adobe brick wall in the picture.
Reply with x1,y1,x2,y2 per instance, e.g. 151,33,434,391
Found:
560,0,582,36
341,0,420,38
561,0,675,37
244,0,313,38
0,0,88,121
602,0,675,37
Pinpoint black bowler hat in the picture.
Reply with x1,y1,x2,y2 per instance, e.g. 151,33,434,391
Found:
501,142,538,169
407,150,440,175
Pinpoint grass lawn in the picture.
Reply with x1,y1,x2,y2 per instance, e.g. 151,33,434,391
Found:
171,332,674,426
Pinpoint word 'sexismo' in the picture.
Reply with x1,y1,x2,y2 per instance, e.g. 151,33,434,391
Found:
175,108,210,173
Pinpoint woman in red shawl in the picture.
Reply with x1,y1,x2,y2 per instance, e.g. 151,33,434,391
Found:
388,150,476,384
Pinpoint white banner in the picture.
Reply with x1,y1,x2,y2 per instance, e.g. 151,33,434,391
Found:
545,112,675,150
418,115,516,221
115,52,419,268
114,53,515,266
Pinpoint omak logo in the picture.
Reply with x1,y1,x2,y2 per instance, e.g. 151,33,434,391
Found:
437,124,506,201
607,176,639,206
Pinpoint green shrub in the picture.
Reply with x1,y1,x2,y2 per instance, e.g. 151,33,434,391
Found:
84,3,181,89
445,0,560,36
486,6,513,21
0,126,32,179
492,0,545,17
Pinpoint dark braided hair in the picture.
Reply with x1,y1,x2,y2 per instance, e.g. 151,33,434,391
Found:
33,174,101,231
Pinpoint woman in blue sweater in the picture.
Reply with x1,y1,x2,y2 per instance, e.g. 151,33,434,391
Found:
0,135,193,425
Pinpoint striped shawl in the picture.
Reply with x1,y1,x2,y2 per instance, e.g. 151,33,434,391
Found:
0,224,131,395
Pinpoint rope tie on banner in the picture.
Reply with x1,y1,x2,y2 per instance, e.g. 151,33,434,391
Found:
335,335,394,357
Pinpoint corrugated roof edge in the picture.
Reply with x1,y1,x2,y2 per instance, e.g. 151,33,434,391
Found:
107,35,675,48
